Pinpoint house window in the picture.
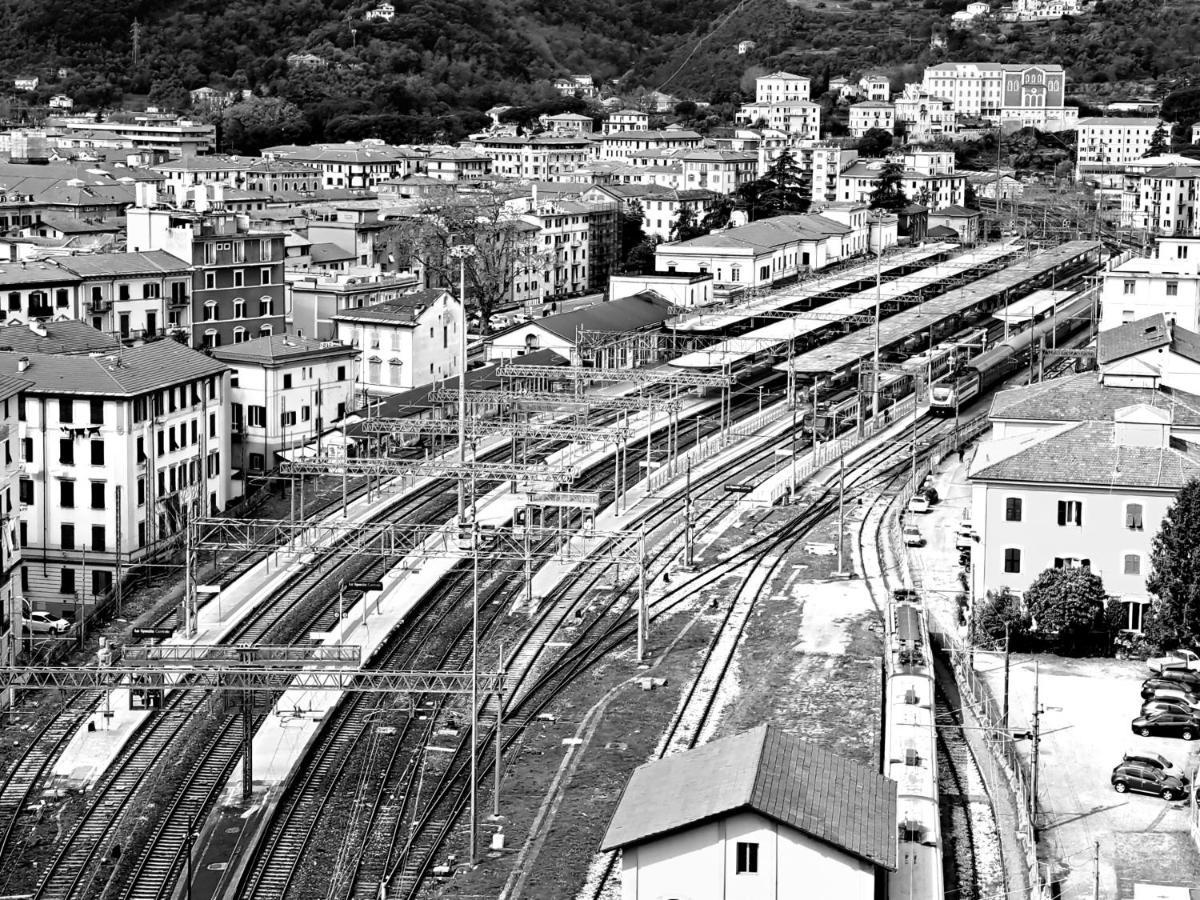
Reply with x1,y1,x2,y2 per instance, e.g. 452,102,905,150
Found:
1004,497,1022,522
60,397,73,423
61,524,75,550
337,365,347,381
204,329,220,349
1124,554,1141,575
1123,279,1135,295
248,405,266,427
1125,599,1147,632
261,267,272,285
91,525,105,552
233,298,246,319
60,438,74,466
60,567,75,595
1167,281,1179,296
259,297,275,316
1003,547,1021,573
1126,503,1143,530
1056,500,1082,526
233,270,245,288
281,411,297,427
90,440,104,466
233,326,246,343
91,482,104,508
259,324,273,336
203,300,219,321
204,271,217,290
283,374,293,389
90,399,103,425
249,452,265,470
735,841,759,874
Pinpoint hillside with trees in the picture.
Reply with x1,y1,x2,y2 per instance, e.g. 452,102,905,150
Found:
5,0,1200,145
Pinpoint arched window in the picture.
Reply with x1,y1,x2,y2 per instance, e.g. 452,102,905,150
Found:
259,324,273,336
203,329,220,349
524,333,540,352
203,299,219,322
233,298,246,319
730,266,741,283
232,326,247,343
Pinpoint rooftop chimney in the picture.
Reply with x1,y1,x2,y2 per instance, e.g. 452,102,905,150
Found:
17,357,29,372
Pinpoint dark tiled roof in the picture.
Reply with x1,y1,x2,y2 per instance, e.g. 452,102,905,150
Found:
1097,314,1170,365
971,420,1200,489
926,225,959,238
600,725,897,870
331,289,452,325
0,320,120,355
1172,325,1200,365
58,250,190,278
989,372,1200,426
309,242,356,264
0,340,227,396
507,292,673,343
211,334,358,366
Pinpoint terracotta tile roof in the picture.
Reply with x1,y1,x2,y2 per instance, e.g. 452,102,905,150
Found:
0,340,227,396
331,289,452,325
600,725,897,869
989,372,1200,426
211,334,358,366
970,420,1200,489
0,320,120,355
1097,314,1170,365
58,250,190,278
506,291,673,343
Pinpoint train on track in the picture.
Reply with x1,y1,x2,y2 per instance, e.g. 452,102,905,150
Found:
929,293,1094,415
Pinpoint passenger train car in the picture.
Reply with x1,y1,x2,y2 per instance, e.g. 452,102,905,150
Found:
929,294,1093,415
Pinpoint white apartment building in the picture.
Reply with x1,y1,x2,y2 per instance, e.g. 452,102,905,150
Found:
212,335,360,475
894,89,956,141
756,72,811,104
331,289,462,394
472,134,592,180
921,62,1077,131
836,156,967,209
288,269,420,341
1099,236,1200,330
736,101,822,139
595,130,703,161
969,372,1200,630
1125,166,1200,235
605,110,650,134
848,102,896,138
7,342,231,614
858,74,891,102
802,143,859,204
260,142,425,190
1076,117,1161,182
679,150,759,194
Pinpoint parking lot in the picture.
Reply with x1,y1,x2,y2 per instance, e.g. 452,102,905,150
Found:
975,652,1200,899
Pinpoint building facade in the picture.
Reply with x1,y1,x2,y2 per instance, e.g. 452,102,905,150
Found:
1099,236,1200,330
212,335,360,475
921,62,1077,131
58,251,192,343
849,102,896,138
472,135,592,180
1076,117,1161,182
7,343,231,614
756,72,811,104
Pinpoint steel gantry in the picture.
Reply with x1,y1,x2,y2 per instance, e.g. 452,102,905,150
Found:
495,363,732,388
426,387,681,412
277,455,577,483
356,417,630,444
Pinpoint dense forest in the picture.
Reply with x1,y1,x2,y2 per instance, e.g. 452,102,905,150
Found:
4,0,1200,147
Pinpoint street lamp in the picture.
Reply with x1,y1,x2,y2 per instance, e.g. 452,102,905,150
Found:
448,241,477,525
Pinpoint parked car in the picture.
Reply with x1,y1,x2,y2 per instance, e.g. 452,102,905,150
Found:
489,314,512,330
954,523,977,550
1155,668,1200,689
1131,711,1200,740
1142,698,1197,719
1140,679,1200,704
903,524,926,547
1111,760,1191,800
1122,750,1177,772
1149,648,1200,675
23,611,71,635
906,495,931,514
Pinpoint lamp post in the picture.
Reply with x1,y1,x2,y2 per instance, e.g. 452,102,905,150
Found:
448,241,476,525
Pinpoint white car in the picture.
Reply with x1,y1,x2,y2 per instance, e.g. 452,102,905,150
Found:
954,522,977,550
903,524,926,547
24,611,71,635
907,495,931,514
489,314,511,330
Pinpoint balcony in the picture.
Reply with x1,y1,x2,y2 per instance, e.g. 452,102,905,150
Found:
168,294,190,308
84,299,111,313
28,305,52,319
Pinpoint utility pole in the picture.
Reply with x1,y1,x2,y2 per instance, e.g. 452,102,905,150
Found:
834,452,848,576
1002,622,1011,730
1093,841,1101,900
131,19,142,67
1031,660,1042,831
684,460,694,569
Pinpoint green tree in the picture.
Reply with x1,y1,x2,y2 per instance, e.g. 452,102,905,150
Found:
623,237,659,274
699,196,734,231
619,201,647,262
220,97,308,154
734,150,811,222
857,127,894,158
868,160,909,212
670,205,707,242
1146,477,1200,650
1024,566,1108,652
1146,121,1170,157
972,587,1031,650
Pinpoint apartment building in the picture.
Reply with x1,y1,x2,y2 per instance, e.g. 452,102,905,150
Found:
126,189,288,349
6,342,231,614
679,150,759,195
288,269,421,341
1099,236,1200,330
605,110,650,134
594,130,703,162
472,134,592,180
212,335,360,475
849,102,896,138
1128,166,1200,235
921,62,1077,131
836,156,966,209
894,89,956,141
756,72,811,104
859,73,891,102
735,101,821,139
517,199,620,297
583,184,720,242
1076,118,1161,182
331,289,462,394
260,141,426,189
0,262,82,323
0,374,27,685
58,251,192,343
